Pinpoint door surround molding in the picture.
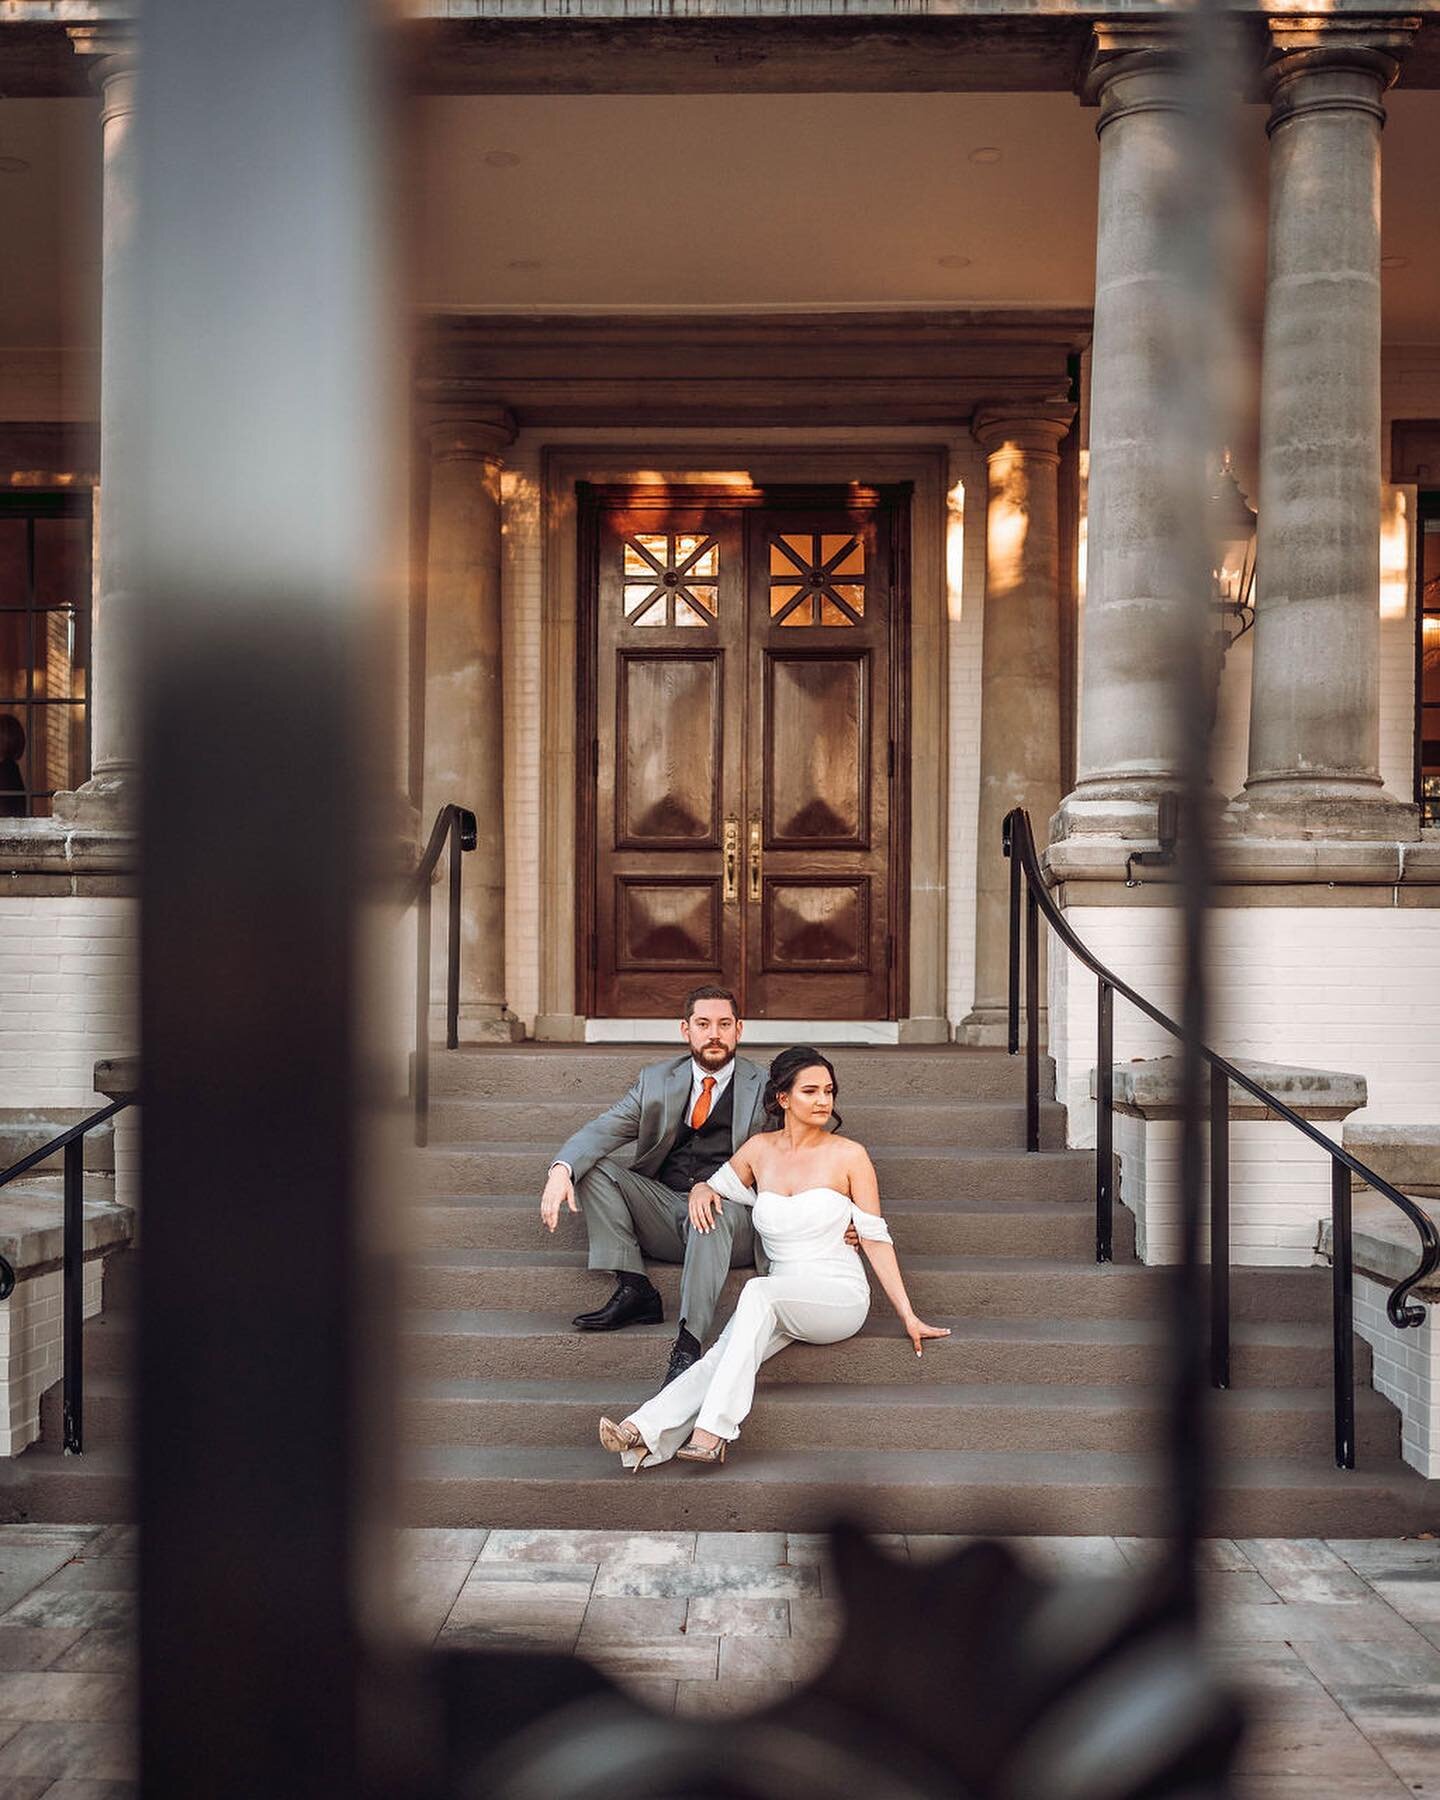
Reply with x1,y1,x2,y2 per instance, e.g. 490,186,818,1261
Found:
535,443,950,1042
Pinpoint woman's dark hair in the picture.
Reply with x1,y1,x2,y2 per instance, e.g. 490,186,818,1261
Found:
763,1045,842,1131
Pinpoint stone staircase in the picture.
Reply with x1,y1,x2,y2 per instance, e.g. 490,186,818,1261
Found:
5,1044,1434,1534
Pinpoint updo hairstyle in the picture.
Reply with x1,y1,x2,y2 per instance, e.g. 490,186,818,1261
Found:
763,1045,842,1131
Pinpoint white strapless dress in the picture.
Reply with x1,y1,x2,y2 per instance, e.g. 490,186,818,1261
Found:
621,1161,892,1467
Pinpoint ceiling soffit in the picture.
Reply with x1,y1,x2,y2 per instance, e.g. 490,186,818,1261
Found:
415,310,1090,428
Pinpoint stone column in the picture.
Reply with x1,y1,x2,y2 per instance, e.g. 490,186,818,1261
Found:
422,411,522,1042
1053,28,1188,843
57,30,140,825
960,403,1074,1046
1238,19,1417,840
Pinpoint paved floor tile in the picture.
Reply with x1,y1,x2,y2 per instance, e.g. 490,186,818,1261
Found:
1239,1541,1376,1605
719,1635,827,1683
1365,1575,1440,1624
83,1529,136,1560
444,1589,589,1636
0,1550,87,1618
1008,1538,1131,1578
0,1630,86,1673
1207,1601,1433,1647
38,1784,138,1799
49,1632,133,1676
41,1560,137,1596
583,1638,719,1683
684,1598,789,1638
1237,1696,1409,1782
0,1777,53,1800
1293,1635,1440,1692
674,1678,792,1717
577,1598,687,1644
396,1558,474,1640
456,1562,595,1604
609,1677,676,1715
0,1532,99,1553
1232,1776,1410,1798
787,1598,844,1644
1117,1538,1257,1574
693,1533,787,1565
399,1529,488,1564
594,1561,819,1601
1199,1572,1285,1609
437,1618,583,1654
483,1530,694,1566
0,1723,135,1783
0,1674,131,1724
1328,1539,1440,1579
1,1595,132,1635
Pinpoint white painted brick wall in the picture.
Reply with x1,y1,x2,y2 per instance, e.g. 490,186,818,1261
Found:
1053,906,1440,1156
1354,1270,1440,1480
0,897,137,1107
0,1260,103,1457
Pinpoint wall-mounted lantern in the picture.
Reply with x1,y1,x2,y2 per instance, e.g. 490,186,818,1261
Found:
1211,453,1257,652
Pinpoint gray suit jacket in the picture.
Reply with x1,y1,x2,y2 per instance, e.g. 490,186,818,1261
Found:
554,1055,769,1186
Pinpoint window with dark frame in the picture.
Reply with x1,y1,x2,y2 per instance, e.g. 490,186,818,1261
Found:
1419,493,1440,827
0,492,92,820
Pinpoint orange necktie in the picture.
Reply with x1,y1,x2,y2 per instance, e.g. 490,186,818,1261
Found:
690,1076,716,1129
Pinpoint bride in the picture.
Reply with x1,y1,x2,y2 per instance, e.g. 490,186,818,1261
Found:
597,1045,950,1470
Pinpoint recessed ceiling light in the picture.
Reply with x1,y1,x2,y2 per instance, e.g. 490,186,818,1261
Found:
968,146,1002,165
938,255,972,269
1380,254,1410,270
0,156,30,175
484,150,521,168
507,258,543,271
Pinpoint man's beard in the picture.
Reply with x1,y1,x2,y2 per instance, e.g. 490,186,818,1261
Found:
693,1041,736,1071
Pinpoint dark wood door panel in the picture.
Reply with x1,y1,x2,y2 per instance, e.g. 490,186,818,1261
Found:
764,650,871,849
616,651,723,848
612,875,724,972
763,876,871,972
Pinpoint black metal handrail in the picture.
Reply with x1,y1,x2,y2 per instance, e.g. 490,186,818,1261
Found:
411,803,478,1147
1004,805,1440,1470
0,1098,131,1454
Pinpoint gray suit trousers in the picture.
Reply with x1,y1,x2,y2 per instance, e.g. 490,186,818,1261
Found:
578,1155,756,1345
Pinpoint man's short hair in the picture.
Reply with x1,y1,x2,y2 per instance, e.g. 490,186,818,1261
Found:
682,984,740,1022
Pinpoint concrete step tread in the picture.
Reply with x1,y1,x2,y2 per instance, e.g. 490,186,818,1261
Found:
406,1441,1425,1498
425,1140,1089,1162
415,1191,1102,1214
404,1309,1337,1349
404,1375,1390,1415
408,1247,1309,1279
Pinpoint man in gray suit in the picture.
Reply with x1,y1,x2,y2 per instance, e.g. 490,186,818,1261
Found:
539,985,767,1387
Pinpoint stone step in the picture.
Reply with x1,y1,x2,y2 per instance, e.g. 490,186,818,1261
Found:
403,1311,1367,1390
427,1097,1069,1151
402,1376,1400,1462
402,1251,1330,1325
38,1373,131,1450
399,1442,1429,1536
429,1047,1041,1104
414,1143,1095,1203
411,1195,1139,1260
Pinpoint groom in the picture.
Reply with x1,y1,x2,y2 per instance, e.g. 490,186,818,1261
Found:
539,985,768,1387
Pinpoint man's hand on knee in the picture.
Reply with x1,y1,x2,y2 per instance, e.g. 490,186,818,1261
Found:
688,1181,723,1235
541,1163,578,1233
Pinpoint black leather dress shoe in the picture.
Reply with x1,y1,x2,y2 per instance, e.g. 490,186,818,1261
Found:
661,1336,701,1387
572,1280,663,1332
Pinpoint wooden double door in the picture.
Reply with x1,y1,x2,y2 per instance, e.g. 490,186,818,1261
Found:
580,484,909,1020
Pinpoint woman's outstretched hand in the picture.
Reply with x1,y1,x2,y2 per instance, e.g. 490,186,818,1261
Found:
904,1315,951,1358
689,1182,723,1234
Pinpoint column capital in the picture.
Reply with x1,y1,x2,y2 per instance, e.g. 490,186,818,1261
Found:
66,25,138,94
1264,16,1418,121
422,407,517,465
1079,22,1188,109
972,402,1076,461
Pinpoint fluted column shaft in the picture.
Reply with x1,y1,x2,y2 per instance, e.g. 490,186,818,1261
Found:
1241,19,1416,838
423,412,521,1041
1054,36,1191,842
961,404,1074,1044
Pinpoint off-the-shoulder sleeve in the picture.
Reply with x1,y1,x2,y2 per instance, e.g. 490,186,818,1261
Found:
706,1161,757,1207
849,1205,892,1244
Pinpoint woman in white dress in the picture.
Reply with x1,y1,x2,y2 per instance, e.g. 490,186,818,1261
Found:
597,1046,950,1470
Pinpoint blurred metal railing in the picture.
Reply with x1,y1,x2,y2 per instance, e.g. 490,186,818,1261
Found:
411,801,478,1146
1005,804,1440,1469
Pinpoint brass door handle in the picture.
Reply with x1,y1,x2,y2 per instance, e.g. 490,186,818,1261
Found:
723,817,740,904
748,816,762,902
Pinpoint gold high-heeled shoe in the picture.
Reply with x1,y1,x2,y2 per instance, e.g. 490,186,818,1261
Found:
598,1416,648,1471
675,1436,727,1465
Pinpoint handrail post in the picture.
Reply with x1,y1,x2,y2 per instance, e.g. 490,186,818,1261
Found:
1332,1160,1355,1469
1006,815,1021,1056
446,808,462,1052
62,1137,84,1455
1096,981,1113,1263
1210,1062,1230,1390
415,877,432,1149
1025,879,1040,1153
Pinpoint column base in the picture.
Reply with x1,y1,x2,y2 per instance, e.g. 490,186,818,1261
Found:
1229,779,1419,843
1050,778,1180,844
457,1005,525,1045
955,1006,1015,1048
52,769,138,829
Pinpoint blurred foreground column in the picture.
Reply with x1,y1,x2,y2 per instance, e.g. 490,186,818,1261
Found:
1238,17,1418,840
58,29,140,824
136,2,397,1796
422,412,522,1041
959,402,1074,1045
1053,25,1187,845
